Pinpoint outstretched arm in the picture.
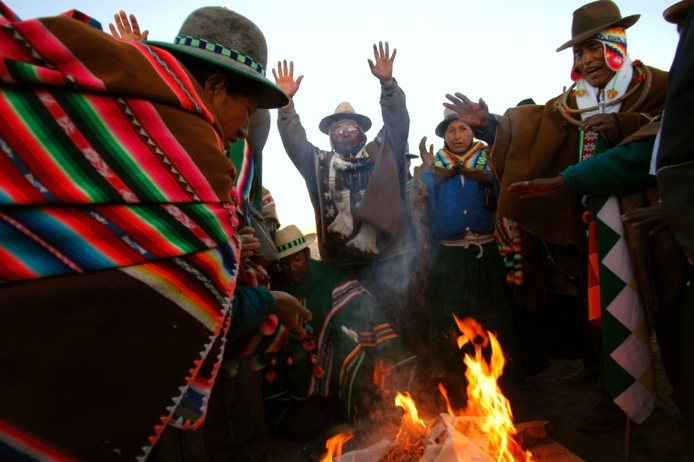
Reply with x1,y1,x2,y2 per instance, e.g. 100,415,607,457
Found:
507,177,567,199
368,41,395,87
109,11,149,41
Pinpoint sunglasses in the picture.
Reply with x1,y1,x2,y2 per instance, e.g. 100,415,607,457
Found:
331,124,359,136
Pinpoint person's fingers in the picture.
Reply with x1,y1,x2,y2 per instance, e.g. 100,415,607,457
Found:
457,93,472,104
479,98,488,111
129,14,140,34
118,11,131,34
445,93,464,108
112,14,124,34
649,222,668,236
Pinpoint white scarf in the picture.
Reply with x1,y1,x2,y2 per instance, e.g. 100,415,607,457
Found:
575,55,633,117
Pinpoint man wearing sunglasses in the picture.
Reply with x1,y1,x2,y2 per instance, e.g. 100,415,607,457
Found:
273,43,421,354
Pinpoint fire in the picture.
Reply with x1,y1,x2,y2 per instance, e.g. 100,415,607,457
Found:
455,316,532,462
395,392,427,430
318,431,354,462
319,316,533,462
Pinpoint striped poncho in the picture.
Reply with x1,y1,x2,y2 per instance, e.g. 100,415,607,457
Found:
0,4,242,461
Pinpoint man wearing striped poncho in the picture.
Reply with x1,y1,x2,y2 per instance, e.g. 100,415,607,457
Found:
0,3,310,461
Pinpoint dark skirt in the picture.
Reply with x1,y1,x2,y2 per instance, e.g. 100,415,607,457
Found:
420,241,524,404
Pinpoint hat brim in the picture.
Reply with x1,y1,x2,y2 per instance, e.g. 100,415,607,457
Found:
405,153,418,159
435,116,461,138
319,113,372,135
663,0,694,24
145,41,289,109
555,14,640,52
277,233,316,259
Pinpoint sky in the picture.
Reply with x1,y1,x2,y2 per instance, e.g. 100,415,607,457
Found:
13,0,680,234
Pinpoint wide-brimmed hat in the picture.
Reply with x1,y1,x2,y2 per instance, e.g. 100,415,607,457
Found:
435,108,465,138
556,1,640,52
145,7,288,109
274,225,316,259
319,102,372,135
663,0,694,25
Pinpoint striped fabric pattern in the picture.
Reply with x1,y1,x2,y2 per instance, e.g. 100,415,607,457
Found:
309,280,372,398
0,4,242,460
0,85,235,282
435,141,487,170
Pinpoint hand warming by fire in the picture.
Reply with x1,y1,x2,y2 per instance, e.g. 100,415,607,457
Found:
320,317,534,462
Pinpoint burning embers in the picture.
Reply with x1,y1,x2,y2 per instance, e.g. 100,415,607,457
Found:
320,316,534,462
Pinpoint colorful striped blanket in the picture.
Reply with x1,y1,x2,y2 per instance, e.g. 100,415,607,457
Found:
268,259,416,421
0,3,241,461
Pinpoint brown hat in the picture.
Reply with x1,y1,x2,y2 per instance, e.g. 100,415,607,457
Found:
318,102,372,135
274,225,316,259
435,108,463,138
663,0,694,25
556,1,640,52
145,7,288,109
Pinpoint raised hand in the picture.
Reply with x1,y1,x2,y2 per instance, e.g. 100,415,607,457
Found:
418,136,434,172
271,60,304,100
109,11,148,41
368,41,396,87
443,93,490,130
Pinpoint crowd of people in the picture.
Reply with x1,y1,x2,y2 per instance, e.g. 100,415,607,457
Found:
0,0,692,461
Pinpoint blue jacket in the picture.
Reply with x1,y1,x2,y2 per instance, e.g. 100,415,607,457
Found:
421,170,496,240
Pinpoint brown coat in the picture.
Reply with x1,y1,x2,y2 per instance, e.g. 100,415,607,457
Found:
490,65,668,249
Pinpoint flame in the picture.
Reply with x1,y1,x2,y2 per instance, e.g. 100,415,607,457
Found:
455,315,533,462
395,392,427,429
321,316,533,461
319,431,354,462
438,382,457,417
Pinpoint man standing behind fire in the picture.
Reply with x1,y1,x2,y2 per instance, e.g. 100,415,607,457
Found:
272,44,418,352
444,0,668,432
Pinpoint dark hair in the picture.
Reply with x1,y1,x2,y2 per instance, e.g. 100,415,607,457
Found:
176,54,264,97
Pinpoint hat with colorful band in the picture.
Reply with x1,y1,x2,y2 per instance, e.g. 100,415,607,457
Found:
275,225,316,259
145,7,288,109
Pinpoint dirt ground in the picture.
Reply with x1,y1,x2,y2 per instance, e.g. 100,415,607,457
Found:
268,335,693,462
